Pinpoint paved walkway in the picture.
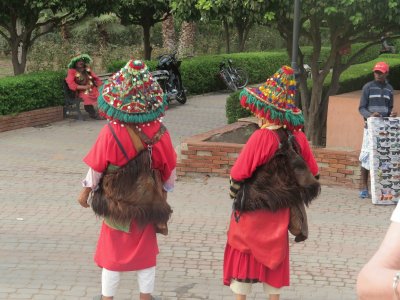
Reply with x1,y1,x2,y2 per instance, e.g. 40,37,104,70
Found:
0,93,397,299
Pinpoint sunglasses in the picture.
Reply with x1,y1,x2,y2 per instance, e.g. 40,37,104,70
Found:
380,158,391,162
378,150,390,156
381,183,393,188
379,137,399,142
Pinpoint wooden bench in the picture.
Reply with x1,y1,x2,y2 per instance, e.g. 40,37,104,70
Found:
62,80,84,121
98,73,112,82
62,73,112,120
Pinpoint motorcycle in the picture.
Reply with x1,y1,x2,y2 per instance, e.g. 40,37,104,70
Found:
219,59,249,91
151,52,187,104
380,36,396,54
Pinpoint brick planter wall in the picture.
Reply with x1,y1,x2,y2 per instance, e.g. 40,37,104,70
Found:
177,122,361,189
0,106,64,133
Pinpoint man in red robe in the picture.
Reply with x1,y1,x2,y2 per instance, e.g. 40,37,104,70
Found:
224,66,319,300
65,54,103,119
78,59,176,300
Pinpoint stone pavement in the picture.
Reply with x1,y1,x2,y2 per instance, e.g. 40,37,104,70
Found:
0,93,397,300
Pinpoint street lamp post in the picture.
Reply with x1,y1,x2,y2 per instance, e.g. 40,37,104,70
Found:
291,0,301,74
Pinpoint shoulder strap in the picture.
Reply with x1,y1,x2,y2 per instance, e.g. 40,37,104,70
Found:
108,123,167,162
126,126,145,152
107,123,129,161
128,123,167,147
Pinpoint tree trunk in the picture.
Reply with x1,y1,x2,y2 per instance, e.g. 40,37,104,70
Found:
162,15,176,52
236,22,245,52
223,19,230,54
10,20,28,75
178,21,196,58
60,21,71,40
11,40,28,75
236,22,253,52
97,23,109,51
142,23,152,60
298,74,310,116
305,75,325,146
316,55,345,145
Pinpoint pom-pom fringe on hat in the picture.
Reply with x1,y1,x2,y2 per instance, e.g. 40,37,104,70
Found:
239,65,304,131
67,54,93,69
97,59,167,124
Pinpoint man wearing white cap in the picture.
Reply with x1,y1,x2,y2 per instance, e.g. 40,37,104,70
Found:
358,61,397,199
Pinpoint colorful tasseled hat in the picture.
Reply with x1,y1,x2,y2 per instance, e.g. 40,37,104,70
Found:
239,65,304,131
67,53,93,69
97,59,167,124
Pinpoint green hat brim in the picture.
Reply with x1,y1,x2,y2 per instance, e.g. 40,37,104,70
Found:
97,84,168,124
68,54,93,69
240,88,304,130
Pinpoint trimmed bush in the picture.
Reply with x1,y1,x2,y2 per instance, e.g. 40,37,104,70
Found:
107,52,290,95
226,90,251,124
301,43,380,67
324,54,400,93
0,48,394,117
0,71,65,115
106,44,379,99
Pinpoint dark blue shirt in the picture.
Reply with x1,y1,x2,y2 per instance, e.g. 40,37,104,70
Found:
359,80,393,123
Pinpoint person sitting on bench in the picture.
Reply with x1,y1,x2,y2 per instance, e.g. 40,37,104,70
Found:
65,54,103,119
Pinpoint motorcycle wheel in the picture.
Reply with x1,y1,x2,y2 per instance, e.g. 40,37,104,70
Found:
221,69,238,92
176,89,187,104
172,75,187,104
232,68,248,89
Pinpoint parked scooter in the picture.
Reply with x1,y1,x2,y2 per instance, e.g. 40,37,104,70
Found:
151,52,187,104
380,36,396,54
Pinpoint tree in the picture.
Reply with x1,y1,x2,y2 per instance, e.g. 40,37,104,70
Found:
116,0,171,60
0,1,89,75
195,0,272,52
71,14,120,51
270,0,400,145
171,0,201,56
177,21,197,57
162,14,176,52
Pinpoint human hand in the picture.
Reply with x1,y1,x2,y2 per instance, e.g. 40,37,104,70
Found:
370,112,382,117
78,85,90,91
77,187,91,208
390,111,398,117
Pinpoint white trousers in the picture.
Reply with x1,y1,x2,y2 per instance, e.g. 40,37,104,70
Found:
359,128,370,170
230,279,281,296
102,266,156,297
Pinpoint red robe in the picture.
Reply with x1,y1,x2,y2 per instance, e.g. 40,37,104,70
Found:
66,68,102,105
223,128,319,287
84,121,177,271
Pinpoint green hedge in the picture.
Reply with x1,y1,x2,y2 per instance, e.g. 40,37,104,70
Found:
107,44,380,97
226,54,400,124
107,52,290,95
324,54,400,93
0,71,65,115
0,46,393,117
226,90,250,124
301,43,380,67
1,51,286,116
